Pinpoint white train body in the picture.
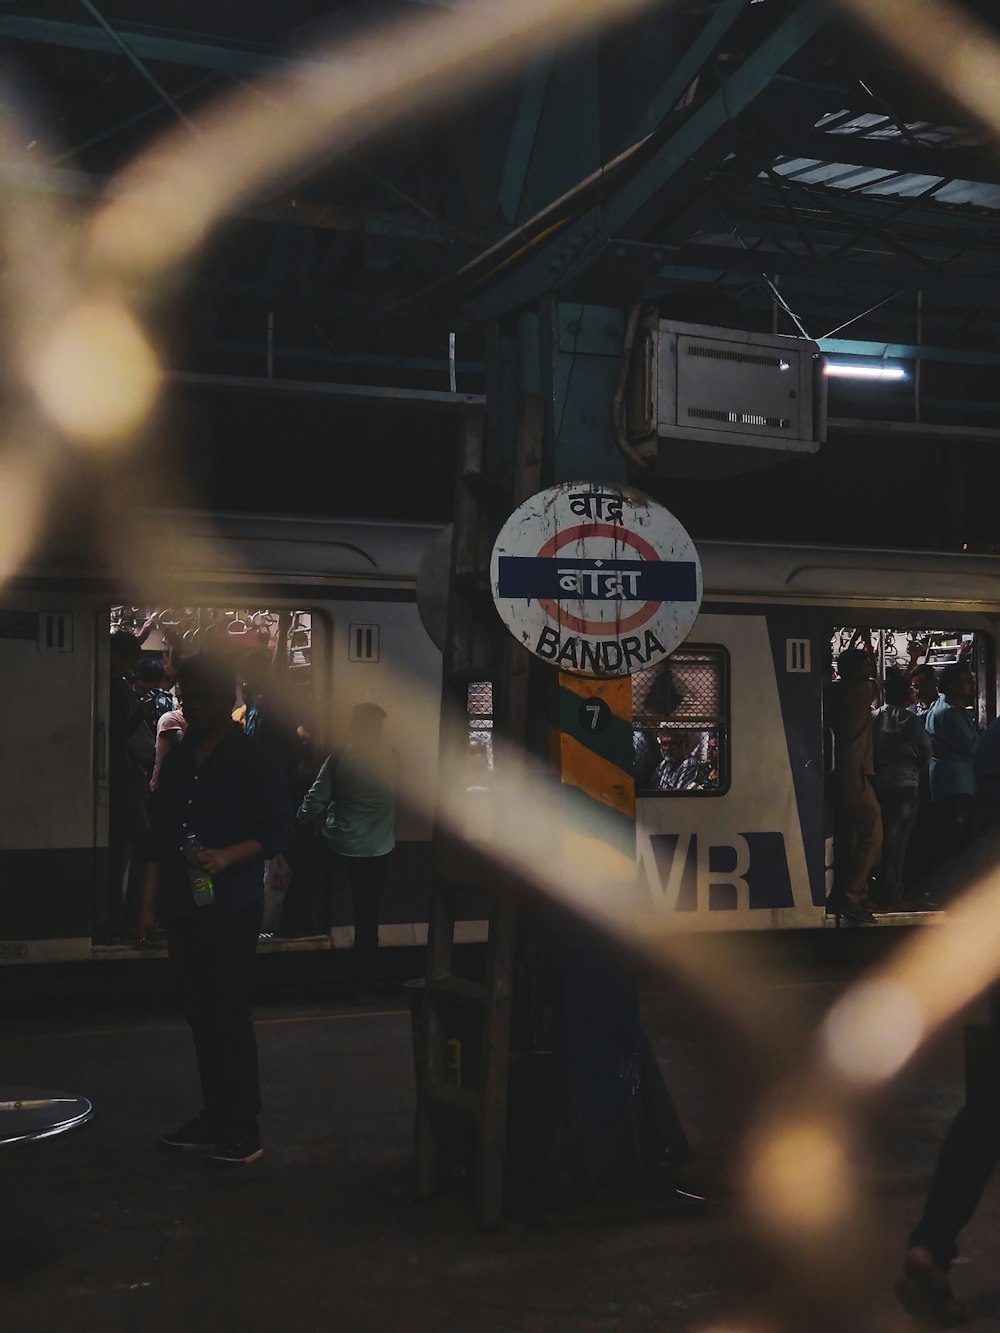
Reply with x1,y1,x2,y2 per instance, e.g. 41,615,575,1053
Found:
1,514,997,962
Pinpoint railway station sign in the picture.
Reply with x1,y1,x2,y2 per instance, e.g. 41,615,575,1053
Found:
490,482,702,677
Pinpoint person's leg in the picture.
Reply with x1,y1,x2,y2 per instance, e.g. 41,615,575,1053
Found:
935,795,965,864
168,914,220,1128
956,793,981,853
891,790,920,901
909,991,1000,1270
314,843,339,935
905,772,936,896
834,784,883,908
348,854,389,994
874,787,913,906
101,836,133,942
204,903,264,1142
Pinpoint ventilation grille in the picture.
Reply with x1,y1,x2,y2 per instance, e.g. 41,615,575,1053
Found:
633,650,723,724
687,344,787,369
467,681,493,717
687,406,791,430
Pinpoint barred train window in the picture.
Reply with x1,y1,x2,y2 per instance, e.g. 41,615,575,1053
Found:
467,681,494,777
632,647,729,797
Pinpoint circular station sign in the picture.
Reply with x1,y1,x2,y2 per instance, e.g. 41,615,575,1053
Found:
490,481,702,678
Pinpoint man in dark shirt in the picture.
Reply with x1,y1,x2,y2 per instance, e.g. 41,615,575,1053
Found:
138,654,292,1166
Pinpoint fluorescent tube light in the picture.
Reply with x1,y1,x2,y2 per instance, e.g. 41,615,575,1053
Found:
823,361,907,381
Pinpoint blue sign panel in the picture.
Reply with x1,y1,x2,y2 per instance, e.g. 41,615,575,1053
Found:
496,557,699,602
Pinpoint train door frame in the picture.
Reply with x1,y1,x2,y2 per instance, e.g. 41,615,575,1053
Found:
822,614,998,914
97,597,335,948
93,603,110,946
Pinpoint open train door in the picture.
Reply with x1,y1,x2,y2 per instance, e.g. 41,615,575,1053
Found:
0,597,99,961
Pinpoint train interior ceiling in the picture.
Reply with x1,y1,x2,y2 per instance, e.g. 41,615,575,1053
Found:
831,627,986,714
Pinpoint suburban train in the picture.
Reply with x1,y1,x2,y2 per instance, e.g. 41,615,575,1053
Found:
1,510,995,966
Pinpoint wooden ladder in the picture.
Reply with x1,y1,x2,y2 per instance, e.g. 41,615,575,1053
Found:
414,397,541,1229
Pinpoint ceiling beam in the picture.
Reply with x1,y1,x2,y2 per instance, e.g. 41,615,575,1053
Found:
0,162,499,245
828,417,1000,442
617,0,751,146
496,53,553,225
0,15,301,75
818,339,1000,366
737,180,1000,235
717,211,1000,269
655,239,1000,302
462,0,829,320
777,133,1000,187
172,371,484,410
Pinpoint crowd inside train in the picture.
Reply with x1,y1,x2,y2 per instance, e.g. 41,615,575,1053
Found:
827,647,1000,924
104,612,395,962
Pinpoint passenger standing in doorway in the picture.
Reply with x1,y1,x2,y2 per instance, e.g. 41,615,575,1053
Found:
926,663,981,868
135,657,176,729
905,663,941,898
871,670,931,908
138,654,292,1165
298,703,395,1001
827,649,882,925
910,663,940,718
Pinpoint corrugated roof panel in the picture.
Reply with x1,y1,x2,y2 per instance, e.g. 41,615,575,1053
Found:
769,157,1000,212
857,172,945,196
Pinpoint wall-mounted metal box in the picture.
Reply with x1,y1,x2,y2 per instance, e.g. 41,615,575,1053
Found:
625,319,825,479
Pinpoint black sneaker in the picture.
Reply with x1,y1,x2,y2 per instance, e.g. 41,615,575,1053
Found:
210,1132,263,1166
159,1118,215,1151
827,897,877,926
895,1246,969,1326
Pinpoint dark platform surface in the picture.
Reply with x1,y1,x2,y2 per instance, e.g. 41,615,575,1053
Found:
2,967,999,1332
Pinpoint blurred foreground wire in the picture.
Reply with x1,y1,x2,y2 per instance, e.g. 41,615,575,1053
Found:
4,0,1000,1327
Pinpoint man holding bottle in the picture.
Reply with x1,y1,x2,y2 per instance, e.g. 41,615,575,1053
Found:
138,654,292,1166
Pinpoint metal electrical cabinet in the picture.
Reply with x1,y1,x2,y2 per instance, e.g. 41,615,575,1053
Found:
625,319,825,479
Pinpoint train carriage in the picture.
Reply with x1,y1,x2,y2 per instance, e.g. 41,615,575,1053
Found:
1,513,997,964
637,543,997,930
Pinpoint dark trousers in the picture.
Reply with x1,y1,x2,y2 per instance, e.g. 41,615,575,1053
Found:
872,785,919,904
97,839,132,941
169,903,263,1139
322,850,390,990
904,771,936,894
934,793,979,867
832,780,883,907
911,992,1000,1270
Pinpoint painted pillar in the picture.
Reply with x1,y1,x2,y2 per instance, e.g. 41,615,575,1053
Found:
500,304,694,1206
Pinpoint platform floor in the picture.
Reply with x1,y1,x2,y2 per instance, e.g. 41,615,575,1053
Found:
2,974,999,1332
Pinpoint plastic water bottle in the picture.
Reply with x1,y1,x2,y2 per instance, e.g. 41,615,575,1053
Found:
182,833,215,907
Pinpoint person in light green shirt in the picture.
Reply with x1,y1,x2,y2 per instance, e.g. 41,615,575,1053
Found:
298,703,395,997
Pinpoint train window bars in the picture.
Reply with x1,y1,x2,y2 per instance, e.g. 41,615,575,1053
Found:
466,681,494,776
632,646,729,797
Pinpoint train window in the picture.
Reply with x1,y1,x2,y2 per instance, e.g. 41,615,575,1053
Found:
632,647,729,797
467,681,494,776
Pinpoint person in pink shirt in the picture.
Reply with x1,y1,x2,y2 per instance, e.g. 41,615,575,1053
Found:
151,708,187,791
